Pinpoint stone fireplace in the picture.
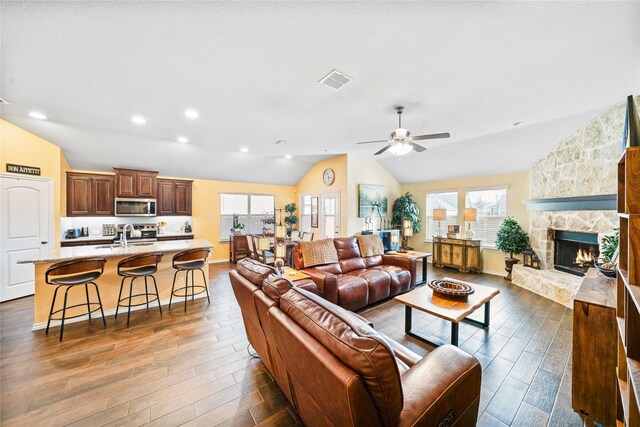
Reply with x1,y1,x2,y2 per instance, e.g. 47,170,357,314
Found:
511,101,627,307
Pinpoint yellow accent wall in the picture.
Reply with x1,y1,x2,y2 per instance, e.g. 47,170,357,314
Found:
347,155,401,235
295,155,349,238
401,171,530,276
0,120,66,248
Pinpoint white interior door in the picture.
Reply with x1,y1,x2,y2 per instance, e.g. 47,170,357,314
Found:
320,192,340,239
0,175,52,302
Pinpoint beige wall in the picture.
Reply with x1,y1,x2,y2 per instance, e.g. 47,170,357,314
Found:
295,155,349,237
401,171,530,276
347,155,401,235
0,120,66,248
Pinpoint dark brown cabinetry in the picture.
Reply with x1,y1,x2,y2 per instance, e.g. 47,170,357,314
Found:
61,239,114,248
157,235,194,242
114,168,158,198
157,178,192,216
229,234,250,263
67,173,115,216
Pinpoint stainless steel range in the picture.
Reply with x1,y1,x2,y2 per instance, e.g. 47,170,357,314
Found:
116,224,157,242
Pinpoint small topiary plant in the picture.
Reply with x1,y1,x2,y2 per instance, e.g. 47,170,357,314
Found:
495,217,530,259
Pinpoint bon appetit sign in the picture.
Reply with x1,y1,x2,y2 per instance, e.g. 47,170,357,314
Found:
6,163,41,176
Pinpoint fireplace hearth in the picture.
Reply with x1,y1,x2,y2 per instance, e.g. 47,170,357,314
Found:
553,230,599,276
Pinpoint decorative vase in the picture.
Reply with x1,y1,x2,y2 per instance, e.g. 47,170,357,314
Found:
504,258,520,281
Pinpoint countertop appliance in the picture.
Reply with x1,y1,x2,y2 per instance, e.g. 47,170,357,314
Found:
116,224,158,242
65,228,81,239
115,198,156,217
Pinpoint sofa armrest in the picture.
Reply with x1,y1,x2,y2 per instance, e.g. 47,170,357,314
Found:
301,269,339,304
382,255,417,287
380,333,422,367
398,345,481,427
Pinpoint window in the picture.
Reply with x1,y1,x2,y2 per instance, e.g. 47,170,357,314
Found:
465,188,507,248
426,192,458,239
299,195,312,233
220,193,275,240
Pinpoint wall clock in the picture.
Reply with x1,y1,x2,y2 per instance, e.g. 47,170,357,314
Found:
322,168,335,186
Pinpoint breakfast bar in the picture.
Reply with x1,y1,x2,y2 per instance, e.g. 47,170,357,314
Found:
18,239,215,329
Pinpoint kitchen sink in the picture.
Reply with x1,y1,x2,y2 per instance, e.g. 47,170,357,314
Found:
94,244,121,249
129,242,155,246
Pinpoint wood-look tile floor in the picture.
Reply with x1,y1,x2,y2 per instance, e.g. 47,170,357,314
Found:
0,263,584,426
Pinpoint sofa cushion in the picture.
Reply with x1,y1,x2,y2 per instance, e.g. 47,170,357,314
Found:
356,234,385,257
371,265,412,296
236,258,277,286
334,236,362,259
262,275,294,303
336,274,369,311
279,287,404,426
339,257,366,273
363,254,383,268
346,269,391,304
307,262,342,275
300,239,339,268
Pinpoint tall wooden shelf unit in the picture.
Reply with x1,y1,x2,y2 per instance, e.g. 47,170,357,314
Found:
617,145,640,426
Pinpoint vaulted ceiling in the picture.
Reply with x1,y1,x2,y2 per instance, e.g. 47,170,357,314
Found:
1,1,639,185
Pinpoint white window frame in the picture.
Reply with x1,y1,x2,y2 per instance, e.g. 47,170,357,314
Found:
299,194,312,234
464,186,507,249
220,193,275,242
425,190,459,242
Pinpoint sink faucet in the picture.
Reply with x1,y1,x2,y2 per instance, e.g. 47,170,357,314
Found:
121,224,134,247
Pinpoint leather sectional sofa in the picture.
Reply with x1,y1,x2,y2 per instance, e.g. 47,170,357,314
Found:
229,258,482,427
292,236,416,311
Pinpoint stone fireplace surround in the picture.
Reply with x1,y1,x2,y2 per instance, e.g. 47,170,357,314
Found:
510,101,628,307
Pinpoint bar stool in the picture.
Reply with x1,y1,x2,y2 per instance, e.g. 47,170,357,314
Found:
169,248,211,313
45,257,107,341
115,252,164,326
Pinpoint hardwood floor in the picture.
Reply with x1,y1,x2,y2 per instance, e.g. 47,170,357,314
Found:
0,262,585,426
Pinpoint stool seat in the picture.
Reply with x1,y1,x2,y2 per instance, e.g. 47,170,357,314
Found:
50,271,101,285
119,265,158,277
175,260,206,270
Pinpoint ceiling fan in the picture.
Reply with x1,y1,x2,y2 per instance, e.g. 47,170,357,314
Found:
356,106,450,156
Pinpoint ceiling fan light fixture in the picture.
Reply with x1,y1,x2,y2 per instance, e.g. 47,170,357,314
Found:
395,128,408,139
388,142,412,156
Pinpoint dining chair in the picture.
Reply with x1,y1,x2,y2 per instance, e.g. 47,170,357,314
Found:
246,234,256,259
290,230,301,240
252,235,275,265
302,232,314,242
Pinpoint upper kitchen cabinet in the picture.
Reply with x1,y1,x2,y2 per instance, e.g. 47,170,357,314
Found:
114,168,158,198
67,172,115,216
157,178,192,216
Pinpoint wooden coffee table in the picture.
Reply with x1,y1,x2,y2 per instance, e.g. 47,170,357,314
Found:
393,277,500,347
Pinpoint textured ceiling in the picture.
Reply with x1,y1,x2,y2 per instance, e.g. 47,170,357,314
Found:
1,1,639,185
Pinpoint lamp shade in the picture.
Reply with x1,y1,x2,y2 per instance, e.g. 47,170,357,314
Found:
257,237,271,251
274,242,286,258
432,208,447,221
403,226,413,237
275,224,286,239
463,208,478,222
402,219,412,229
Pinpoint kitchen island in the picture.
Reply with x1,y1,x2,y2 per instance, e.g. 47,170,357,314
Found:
18,239,215,329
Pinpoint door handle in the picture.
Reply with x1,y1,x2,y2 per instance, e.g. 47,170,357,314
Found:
41,241,48,244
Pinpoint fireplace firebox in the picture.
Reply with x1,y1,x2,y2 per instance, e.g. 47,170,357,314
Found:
553,230,599,276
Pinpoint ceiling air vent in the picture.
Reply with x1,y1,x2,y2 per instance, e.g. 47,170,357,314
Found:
319,69,352,90
274,140,291,146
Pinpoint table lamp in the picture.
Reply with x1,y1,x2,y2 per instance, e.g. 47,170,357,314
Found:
463,208,477,239
432,208,447,237
390,232,399,251
399,220,413,252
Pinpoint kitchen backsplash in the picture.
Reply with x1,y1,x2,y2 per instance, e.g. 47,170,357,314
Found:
60,216,192,238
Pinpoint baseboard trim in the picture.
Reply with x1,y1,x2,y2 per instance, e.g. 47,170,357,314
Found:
31,293,209,331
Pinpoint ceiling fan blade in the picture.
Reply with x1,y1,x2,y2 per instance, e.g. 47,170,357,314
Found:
412,132,451,141
374,145,392,155
409,142,426,153
356,140,388,145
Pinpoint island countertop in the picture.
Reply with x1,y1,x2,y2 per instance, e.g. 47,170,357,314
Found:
19,238,214,264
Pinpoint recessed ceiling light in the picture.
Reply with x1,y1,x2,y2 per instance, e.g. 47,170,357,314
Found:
512,121,524,127
185,109,199,119
177,136,188,143
131,116,146,125
240,147,249,153
284,154,292,159
28,111,47,120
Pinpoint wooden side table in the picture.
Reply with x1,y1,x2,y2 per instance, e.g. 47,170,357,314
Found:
282,267,310,282
387,251,432,285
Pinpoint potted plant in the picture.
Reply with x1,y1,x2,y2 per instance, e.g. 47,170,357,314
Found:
284,203,299,236
392,192,422,234
597,228,619,278
230,214,245,235
261,216,275,235
495,217,530,280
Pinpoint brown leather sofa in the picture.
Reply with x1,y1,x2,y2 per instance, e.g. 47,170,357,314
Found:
293,236,417,311
230,258,482,427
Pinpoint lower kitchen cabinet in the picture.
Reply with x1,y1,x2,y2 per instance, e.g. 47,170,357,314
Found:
432,236,482,273
157,235,194,242
61,239,115,248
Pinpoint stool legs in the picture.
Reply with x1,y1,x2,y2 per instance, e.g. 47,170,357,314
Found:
115,277,125,319
200,269,210,304
169,268,210,313
116,275,161,326
84,284,92,320
169,270,179,309
45,283,105,341
151,276,162,314
127,277,135,326
60,286,72,341
91,282,106,328
46,286,61,335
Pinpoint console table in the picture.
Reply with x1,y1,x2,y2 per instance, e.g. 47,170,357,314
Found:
432,236,481,273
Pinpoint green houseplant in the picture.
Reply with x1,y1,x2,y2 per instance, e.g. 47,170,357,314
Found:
284,203,299,236
392,192,422,234
495,217,530,280
600,228,619,263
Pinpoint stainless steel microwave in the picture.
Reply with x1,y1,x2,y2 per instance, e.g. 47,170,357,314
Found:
114,198,156,217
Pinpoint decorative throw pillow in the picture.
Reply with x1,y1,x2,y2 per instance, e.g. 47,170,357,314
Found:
356,234,385,257
300,238,339,268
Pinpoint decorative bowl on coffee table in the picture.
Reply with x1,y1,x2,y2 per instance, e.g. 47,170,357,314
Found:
428,279,475,300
